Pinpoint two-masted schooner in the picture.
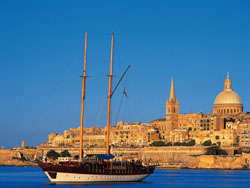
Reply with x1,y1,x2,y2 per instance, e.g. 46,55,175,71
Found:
39,33,155,183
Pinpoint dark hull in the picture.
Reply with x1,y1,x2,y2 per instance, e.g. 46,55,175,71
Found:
39,161,155,182
39,161,155,175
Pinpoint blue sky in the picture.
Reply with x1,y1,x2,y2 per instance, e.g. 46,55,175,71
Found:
0,0,249,148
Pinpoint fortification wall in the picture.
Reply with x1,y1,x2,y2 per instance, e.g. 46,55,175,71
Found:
37,146,206,163
1,146,247,169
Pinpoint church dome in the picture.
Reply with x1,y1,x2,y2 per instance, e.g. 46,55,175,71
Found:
214,90,242,105
213,73,243,114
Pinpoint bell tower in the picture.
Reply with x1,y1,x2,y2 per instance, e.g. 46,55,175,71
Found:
166,77,179,129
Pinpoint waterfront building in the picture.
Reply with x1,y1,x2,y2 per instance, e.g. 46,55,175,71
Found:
41,73,250,149
111,121,159,146
237,122,250,147
150,73,249,147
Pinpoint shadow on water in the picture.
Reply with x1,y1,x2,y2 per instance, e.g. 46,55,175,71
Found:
43,181,152,187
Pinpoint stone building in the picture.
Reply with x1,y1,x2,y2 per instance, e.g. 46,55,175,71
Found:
237,121,250,147
151,73,249,147
44,121,160,148
111,121,149,146
41,73,250,148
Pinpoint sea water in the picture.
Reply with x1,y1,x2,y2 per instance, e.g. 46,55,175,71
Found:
0,167,250,188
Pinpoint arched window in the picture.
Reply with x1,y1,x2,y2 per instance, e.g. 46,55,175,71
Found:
231,109,232,113
227,109,229,113
224,109,226,113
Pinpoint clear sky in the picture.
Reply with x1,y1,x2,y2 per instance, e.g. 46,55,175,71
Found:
0,0,249,148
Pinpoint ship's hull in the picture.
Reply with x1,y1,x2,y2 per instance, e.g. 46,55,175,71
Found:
44,171,149,183
39,161,154,183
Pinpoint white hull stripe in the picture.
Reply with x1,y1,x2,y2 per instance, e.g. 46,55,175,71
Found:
45,171,149,182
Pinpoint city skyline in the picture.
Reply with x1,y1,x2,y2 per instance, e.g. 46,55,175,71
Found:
1,0,249,148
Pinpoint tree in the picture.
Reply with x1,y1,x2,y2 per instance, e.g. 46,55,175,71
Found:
204,146,227,155
173,142,181,146
46,150,60,160
173,140,195,146
202,140,212,146
187,139,195,146
60,150,71,157
151,141,165,146
165,142,172,146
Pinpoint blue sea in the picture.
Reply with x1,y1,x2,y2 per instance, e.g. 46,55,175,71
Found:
0,167,250,188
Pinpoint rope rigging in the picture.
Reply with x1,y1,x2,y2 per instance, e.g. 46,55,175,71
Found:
115,72,129,125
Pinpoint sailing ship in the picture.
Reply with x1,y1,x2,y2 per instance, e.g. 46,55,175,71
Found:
39,33,155,183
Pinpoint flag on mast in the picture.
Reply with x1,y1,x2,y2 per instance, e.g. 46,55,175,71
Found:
123,88,128,98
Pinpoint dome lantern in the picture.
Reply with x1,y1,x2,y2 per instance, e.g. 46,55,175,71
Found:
224,72,232,91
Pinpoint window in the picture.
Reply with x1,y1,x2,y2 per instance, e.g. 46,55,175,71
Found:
216,136,219,140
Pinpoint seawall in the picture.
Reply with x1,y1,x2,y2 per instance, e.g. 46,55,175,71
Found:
1,146,249,169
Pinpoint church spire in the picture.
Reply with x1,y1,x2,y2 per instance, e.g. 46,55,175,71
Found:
166,76,179,130
169,77,176,101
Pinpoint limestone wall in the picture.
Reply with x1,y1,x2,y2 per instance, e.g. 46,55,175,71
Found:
37,146,206,163
0,149,12,161
1,146,250,169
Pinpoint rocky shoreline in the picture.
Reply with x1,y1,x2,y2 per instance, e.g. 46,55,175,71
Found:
0,159,38,167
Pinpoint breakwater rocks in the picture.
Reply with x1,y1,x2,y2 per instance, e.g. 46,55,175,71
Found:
0,149,38,167
191,154,250,169
1,146,250,169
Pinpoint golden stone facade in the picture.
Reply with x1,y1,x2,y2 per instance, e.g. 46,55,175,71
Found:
45,122,160,148
43,73,250,148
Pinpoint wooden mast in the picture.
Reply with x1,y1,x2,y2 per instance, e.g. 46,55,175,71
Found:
106,33,114,155
79,33,87,161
